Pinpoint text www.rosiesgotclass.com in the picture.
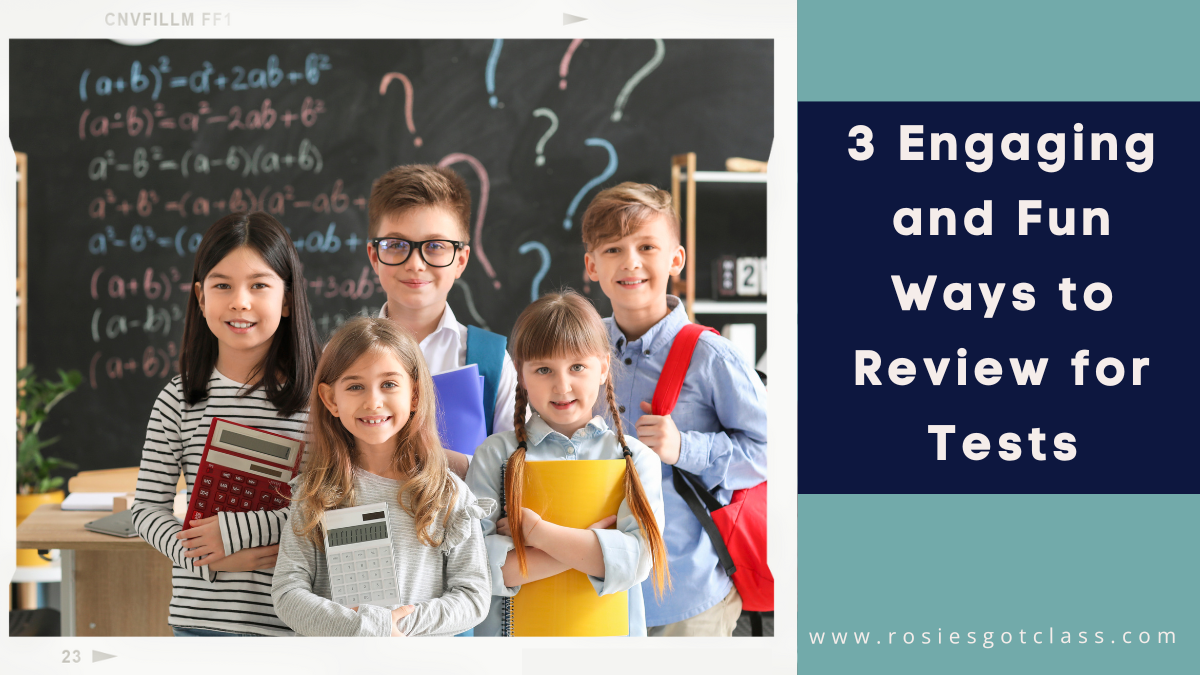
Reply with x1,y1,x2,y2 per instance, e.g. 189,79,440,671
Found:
808,629,1176,648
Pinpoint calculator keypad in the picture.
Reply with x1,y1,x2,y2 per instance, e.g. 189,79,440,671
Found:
331,543,400,607
188,463,291,524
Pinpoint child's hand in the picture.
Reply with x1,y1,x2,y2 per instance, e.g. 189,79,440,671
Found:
206,545,279,572
177,516,226,564
495,508,543,539
586,515,618,530
636,401,681,465
391,605,415,637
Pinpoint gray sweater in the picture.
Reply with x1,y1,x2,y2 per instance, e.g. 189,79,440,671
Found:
271,468,491,636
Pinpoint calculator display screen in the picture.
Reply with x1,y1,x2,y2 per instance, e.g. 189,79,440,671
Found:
249,464,283,478
327,522,389,547
221,429,292,460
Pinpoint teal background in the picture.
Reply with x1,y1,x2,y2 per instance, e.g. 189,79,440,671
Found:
799,0,1200,101
797,2,1196,672
799,495,1198,673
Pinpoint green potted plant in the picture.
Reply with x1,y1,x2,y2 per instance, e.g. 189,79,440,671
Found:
16,365,81,566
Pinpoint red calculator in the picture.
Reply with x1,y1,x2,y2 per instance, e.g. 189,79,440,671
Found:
183,418,305,529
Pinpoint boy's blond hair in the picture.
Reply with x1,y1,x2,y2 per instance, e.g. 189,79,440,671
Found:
580,182,680,250
368,164,472,241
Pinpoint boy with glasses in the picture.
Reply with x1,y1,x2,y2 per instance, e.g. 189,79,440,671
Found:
367,165,518,478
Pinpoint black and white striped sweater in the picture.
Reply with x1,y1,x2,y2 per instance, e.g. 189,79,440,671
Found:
131,370,307,636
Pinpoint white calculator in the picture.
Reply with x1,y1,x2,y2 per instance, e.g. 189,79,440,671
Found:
322,502,401,608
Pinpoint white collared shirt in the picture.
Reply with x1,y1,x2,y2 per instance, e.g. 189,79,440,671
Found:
379,301,517,434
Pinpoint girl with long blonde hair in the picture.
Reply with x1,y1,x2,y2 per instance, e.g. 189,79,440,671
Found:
465,290,669,636
271,316,490,636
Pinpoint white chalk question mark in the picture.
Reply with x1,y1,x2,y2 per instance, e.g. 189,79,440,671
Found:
612,39,665,122
532,108,559,166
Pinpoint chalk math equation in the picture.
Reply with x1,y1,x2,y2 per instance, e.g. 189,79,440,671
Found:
87,139,324,181
88,342,181,389
88,221,366,258
88,181,365,221
65,39,684,394
86,305,376,390
79,54,332,102
79,98,327,140
82,266,382,390
88,265,381,306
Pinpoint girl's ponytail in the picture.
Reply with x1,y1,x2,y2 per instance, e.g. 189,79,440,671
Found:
505,384,531,576
605,377,671,597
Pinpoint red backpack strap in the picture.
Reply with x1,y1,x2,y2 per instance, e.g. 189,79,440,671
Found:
651,323,718,416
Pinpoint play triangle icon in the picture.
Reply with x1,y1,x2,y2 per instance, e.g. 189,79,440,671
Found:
93,651,117,663
563,14,587,25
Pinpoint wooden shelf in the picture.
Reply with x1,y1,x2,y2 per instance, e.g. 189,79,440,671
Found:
671,153,768,322
17,151,28,368
680,170,768,183
692,300,767,315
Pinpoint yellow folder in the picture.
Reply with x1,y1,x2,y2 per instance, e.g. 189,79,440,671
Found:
509,459,628,637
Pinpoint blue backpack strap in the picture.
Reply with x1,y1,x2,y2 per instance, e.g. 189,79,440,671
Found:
466,325,507,436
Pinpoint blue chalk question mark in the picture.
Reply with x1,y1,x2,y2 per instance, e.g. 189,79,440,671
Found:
486,39,503,108
518,241,551,302
562,138,618,230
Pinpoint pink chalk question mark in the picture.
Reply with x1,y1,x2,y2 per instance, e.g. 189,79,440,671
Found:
559,39,582,90
437,153,500,289
379,72,423,147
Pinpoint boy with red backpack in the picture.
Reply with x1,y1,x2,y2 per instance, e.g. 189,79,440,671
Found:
581,183,770,636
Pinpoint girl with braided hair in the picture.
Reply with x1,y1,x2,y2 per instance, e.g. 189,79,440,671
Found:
465,290,668,636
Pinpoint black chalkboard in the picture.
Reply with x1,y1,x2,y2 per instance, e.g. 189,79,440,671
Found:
9,39,772,474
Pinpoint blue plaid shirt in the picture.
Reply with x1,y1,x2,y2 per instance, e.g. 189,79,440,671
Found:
603,296,768,626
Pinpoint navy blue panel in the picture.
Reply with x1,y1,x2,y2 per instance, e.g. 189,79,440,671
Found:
799,102,1198,494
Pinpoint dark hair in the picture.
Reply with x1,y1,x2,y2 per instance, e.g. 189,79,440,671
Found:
367,164,472,241
179,212,321,417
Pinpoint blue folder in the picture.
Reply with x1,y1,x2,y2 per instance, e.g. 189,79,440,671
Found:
432,364,488,456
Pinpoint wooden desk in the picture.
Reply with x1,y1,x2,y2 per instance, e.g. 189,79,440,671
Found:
16,504,174,637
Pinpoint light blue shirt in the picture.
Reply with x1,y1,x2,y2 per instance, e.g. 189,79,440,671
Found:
604,296,768,626
464,414,665,636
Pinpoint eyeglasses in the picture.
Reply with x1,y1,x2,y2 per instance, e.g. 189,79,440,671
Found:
370,238,466,267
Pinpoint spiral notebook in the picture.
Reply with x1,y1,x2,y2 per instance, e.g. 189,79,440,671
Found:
502,459,628,637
